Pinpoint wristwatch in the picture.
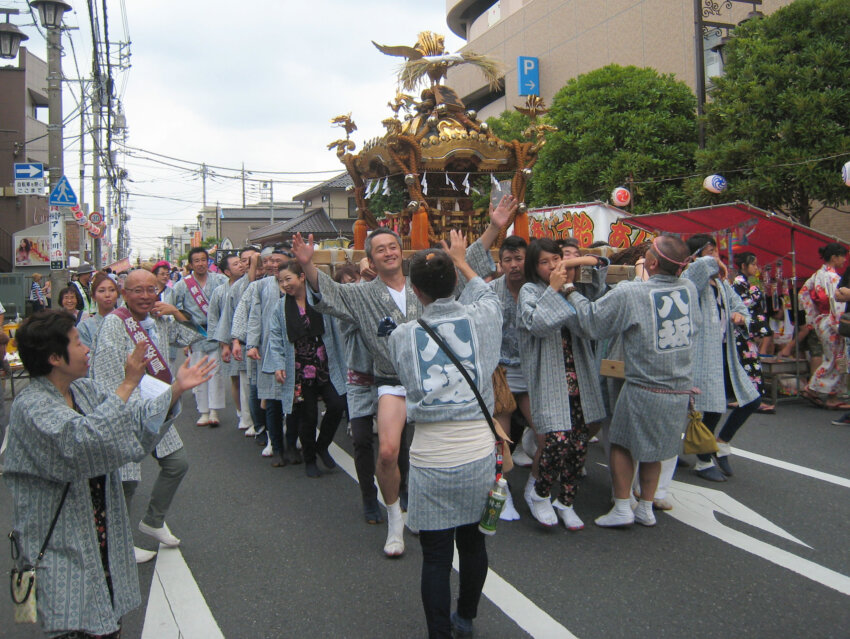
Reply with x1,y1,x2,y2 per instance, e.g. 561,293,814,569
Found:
562,285,577,297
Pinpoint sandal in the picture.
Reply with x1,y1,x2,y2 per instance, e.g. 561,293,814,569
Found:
825,402,850,411
756,404,776,414
801,390,826,408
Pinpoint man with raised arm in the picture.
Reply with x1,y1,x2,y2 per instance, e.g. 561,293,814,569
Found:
291,195,516,557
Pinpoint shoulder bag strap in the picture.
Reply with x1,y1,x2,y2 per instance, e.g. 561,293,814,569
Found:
417,319,504,477
34,482,71,568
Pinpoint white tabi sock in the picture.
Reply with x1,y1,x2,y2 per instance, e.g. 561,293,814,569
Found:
716,441,732,457
634,500,657,526
595,498,635,527
694,459,715,471
384,500,405,557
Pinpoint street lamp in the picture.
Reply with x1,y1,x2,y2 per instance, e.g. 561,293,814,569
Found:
0,9,28,60
30,0,71,30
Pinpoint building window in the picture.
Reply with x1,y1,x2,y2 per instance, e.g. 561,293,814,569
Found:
322,194,328,202
348,197,357,218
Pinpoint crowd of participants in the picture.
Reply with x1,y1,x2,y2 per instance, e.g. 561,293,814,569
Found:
6,193,850,638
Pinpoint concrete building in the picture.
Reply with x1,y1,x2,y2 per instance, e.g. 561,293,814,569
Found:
162,223,199,265
445,0,794,118
0,47,49,271
197,202,305,250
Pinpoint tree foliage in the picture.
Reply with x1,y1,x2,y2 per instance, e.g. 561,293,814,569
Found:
529,64,698,213
696,0,850,225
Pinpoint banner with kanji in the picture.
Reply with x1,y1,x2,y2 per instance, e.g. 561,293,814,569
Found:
528,203,653,249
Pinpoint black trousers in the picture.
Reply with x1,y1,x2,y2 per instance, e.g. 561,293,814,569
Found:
419,523,488,639
291,381,345,463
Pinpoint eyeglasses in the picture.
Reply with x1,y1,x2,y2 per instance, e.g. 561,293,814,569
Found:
126,286,158,295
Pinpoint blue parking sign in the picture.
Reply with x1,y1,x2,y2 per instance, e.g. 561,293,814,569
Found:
518,56,539,96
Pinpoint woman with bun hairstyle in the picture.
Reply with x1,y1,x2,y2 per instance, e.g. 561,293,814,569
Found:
799,242,849,408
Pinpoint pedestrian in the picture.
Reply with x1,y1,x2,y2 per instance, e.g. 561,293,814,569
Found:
683,235,760,481
517,238,608,529
291,194,514,557
4,309,214,637
387,234,502,639
78,272,120,349
265,261,347,477
172,247,228,427
562,235,703,527
72,263,97,315
799,242,849,409
30,272,47,313
731,252,775,413
58,286,89,325
91,269,206,561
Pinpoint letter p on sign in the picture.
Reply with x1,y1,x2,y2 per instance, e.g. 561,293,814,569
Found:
518,56,539,96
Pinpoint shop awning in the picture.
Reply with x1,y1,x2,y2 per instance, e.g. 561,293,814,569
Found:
624,202,849,280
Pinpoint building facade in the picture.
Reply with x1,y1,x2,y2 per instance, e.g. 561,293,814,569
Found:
292,173,357,226
0,47,49,271
445,0,793,118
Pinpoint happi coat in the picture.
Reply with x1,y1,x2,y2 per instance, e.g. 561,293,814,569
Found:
681,257,759,413
340,320,377,419
490,275,521,368
91,312,200,481
388,276,502,423
4,377,174,636
231,277,258,382
310,240,495,382
172,271,227,353
245,275,286,400
78,312,107,349
564,272,702,460
214,273,251,376
517,264,609,434
262,293,347,414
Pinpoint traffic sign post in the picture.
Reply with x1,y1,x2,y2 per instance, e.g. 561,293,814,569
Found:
48,206,65,270
518,56,540,96
48,175,77,207
14,162,45,195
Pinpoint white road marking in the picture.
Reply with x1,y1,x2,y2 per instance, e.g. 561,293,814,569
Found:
732,447,850,488
329,441,578,638
142,546,225,639
667,480,850,596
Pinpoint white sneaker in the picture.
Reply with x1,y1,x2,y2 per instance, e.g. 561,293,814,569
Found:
134,547,157,564
499,489,520,521
525,489,557,527
511,447,533,467
139,521,181,547
261,440,274,457
195,413,211,427
245,425,258,437
553,502,584,531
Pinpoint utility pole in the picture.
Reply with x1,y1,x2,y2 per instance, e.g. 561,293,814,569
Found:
92,80,103,268
241,162,246,208
269,179,274,225
201,163,208,207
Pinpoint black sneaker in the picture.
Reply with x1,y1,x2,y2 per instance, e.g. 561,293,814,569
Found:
695,466,727,482
317,448,336,470
715,455,733,476
831,412,850,426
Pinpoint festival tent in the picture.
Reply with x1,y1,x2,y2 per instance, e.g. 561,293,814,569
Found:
623,202,850,281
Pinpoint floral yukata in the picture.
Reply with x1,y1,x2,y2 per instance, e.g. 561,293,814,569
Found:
799,264,847,396
731,274,773,395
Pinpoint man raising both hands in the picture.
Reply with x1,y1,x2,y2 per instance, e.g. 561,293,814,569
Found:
291,195,517,557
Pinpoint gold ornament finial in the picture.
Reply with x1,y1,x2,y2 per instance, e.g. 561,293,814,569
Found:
330,113,357,138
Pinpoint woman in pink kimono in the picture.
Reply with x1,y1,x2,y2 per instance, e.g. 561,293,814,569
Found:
799,243,848,409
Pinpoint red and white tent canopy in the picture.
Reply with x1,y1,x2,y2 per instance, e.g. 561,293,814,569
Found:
624,202,849,280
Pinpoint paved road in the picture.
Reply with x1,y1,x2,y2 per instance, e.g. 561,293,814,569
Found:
2,396,849,638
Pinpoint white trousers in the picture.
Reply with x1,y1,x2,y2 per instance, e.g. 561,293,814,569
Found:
190,347,226,412
238,370,253,427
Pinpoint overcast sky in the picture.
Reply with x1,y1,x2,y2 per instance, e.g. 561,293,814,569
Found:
11,0,464,258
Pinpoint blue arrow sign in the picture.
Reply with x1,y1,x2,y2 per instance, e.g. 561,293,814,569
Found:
48,175,78,206
14,163,44,180
518,56,540,97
